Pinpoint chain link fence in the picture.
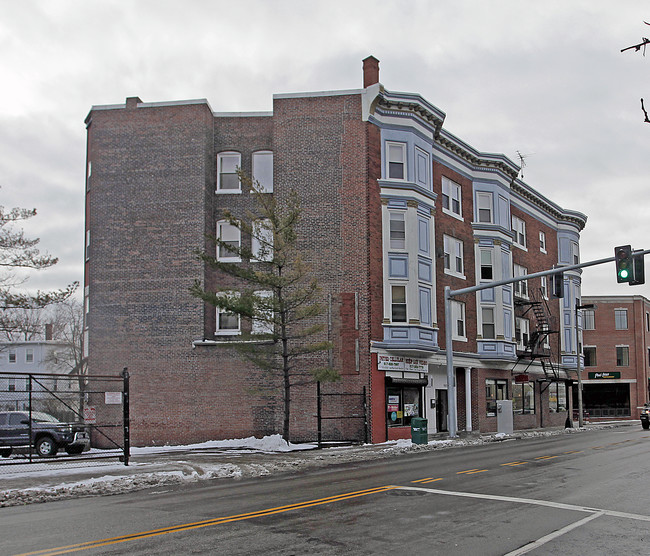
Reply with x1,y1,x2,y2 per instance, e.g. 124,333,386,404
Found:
0,369,129,471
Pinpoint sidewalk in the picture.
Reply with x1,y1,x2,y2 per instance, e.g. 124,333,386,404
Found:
0,421,635,507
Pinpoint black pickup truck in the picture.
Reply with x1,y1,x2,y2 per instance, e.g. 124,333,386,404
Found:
0,411,90,457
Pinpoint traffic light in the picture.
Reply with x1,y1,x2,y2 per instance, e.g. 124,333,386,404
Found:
631,250,645,285
615,245,633,283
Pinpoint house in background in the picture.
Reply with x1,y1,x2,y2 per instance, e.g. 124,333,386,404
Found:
580,295,650,419
83,57,587,446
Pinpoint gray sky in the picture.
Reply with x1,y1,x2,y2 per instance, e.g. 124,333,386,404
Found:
1,0,649,300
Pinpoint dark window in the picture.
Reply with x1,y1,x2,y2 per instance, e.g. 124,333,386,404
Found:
386,385,422,427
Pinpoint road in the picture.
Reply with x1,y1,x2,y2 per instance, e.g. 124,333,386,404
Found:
3,426,650,555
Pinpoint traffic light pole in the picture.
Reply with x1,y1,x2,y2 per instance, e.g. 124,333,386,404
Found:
444,250,650,438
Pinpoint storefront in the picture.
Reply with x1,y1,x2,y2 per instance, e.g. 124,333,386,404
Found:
575,373,631,418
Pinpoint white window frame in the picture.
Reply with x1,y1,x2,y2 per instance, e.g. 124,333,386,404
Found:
252,151,273,193
615,309,628,330
511,216,527,249
476,192,493,224
572,241,580,265
443,235,465,278
515,317,530,350
391,285,407,323
25,348,34,363
389,212,406,250
451,300,467,341
480,249,494,281
441,176,462,220
539,231,547,253
251,219,273,262
481,307,495,339
252,291,274,335
216,220,241,262
513,264,528,299
386,141,406,181
540,276,548,299
216,152,241,193
8,351,16,364
216,292,241,336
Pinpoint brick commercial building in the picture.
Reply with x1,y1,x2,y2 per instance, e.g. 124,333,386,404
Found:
580,295,650,420
83,57,587,446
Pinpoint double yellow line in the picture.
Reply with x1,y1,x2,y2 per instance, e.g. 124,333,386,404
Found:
15,486,396,556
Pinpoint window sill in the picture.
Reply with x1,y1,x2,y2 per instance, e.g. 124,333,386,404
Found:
215,189,242,194
444,269,466,280
441,208,464,222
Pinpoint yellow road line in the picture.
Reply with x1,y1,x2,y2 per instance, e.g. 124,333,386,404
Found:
14,486,396,556
501,461,527,466
420,478,443,484
534,455,558,460
411,477,434,483
457,469,487,475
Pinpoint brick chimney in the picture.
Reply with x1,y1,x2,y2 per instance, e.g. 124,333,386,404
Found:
363,56,380,88
45,323,53,341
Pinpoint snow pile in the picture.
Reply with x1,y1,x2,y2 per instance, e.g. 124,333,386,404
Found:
131,434,315,455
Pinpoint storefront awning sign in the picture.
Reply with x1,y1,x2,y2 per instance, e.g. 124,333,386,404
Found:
378,355,428,372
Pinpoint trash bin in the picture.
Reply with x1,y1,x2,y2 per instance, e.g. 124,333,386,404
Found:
411,417,428,445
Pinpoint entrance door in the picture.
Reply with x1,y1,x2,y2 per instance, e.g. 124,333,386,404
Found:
436,389,448,432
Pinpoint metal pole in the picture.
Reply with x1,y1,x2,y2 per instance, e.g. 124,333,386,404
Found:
575,304,583,428
317,380,322,449
445,287,458,438
122,367,130,466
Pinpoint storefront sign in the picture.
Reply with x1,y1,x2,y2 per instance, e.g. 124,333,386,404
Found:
588,372,621,380
514,374,529,384
378,355,405,371
405,358,428,372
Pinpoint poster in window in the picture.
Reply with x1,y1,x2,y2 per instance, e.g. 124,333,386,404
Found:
388,395,399,404
404,403,417,417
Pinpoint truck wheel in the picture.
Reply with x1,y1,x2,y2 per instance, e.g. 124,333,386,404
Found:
0,448,11,458
65,446,84,455
36,436,58,457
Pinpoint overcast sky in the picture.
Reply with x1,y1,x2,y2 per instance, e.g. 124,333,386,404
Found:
1,0,649,302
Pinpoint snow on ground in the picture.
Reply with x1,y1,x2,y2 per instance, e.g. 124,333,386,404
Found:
0,425,626,508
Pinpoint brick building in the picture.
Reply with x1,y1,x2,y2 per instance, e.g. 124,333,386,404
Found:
83,57,587,446
580,295,650,419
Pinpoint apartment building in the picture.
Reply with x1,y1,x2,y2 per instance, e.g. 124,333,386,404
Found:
83,57,587,445
580,295,650,419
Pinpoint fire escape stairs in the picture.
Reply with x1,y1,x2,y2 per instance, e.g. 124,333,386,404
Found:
513,289,560,380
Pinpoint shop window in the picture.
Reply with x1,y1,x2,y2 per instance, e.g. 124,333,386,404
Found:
549,383,567,413
583,347,597,366
616,346,629,366
486,378,507,416
512,381,535,414
386,385,421,427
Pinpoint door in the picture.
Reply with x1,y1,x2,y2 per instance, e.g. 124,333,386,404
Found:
436,389,448,432
6,413,30,445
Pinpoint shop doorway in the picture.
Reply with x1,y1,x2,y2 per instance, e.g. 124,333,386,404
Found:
436,389,448,432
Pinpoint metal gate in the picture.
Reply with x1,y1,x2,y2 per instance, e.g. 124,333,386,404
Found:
0,368,130,470
316,383,368,447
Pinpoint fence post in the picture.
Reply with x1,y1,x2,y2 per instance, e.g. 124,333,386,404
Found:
363,386,368,444
28,375,33,462
122,368,130,466
317,381,322,449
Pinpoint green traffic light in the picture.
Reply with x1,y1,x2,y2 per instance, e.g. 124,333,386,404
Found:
620,269,629,279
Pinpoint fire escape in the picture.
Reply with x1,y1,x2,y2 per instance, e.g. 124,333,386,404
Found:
513,288,560,380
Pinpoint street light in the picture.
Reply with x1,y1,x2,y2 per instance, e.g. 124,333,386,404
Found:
575,303,595,428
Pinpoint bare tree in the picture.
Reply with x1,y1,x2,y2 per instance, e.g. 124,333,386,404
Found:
621,22,650,123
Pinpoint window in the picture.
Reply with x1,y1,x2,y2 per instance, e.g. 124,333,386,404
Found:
540,276,548,299
443,235,464,277
451,300,466,340
616,346,629,366
442,177,462,218
8,351,16,364
512,381,535,414
386,385,421,427
615,309,628,330
513,264,528,298
515,318,530,350
476,192,493,223
539,231,547,253
216,293,240,335
486,379,507,416
646,312,650,332
511,216,527,249
217,220,241,262
391,286,407,322
389,212,406,249
217,152,241,192
480,250,493,280
583,309,595,330
548,383,567,413
482,307,495,339
583,346,597,366
85,230,90,261
572,241,580,265
386,142,406,180
252,291,274,335
8,378,15,392
251,219,273,262
252,151,273,193
25,348,34,363
415,147,429,189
